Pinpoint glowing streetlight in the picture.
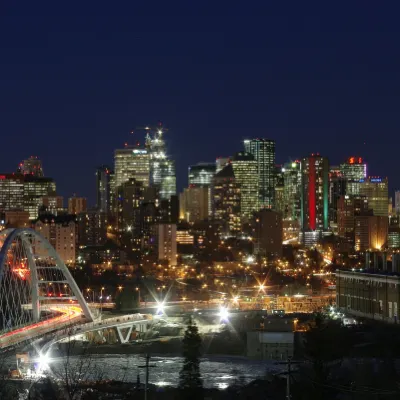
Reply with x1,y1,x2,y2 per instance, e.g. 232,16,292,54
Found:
218,306,229,322
156,301,165,315
246,256,254,264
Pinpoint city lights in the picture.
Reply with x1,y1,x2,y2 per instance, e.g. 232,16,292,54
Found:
218,307,229,322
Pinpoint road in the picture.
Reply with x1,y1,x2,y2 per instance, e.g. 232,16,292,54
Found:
0,305,84,349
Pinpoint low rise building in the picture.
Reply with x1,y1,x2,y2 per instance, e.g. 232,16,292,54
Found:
336,269,400,323
247,318,295,360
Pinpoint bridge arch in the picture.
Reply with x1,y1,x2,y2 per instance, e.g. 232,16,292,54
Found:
0,228,93,339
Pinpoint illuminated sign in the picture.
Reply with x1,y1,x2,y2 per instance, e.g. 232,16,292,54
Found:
0,175,5,180
370,178,382,183
348,157,363,164
132,149,147,154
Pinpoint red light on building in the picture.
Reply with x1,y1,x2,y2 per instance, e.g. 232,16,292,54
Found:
0,175,5,180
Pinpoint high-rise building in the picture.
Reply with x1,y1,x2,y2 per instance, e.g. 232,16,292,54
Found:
212,164,241,234
34,215,77,264
337,195,370,248
17,156,44,177
231,152,259,220
77,209,108,246
41,196,64,215
68,196,87,215
188,163,216,186
116,178,145,235
340,157,367,195
114,146,150,189
244,138,276,209
354,215,388,252
329,171,347,229
188,162,216,217
23,176,56,220
282,161,301,222
180,187,209,223
96,165,113,214
300,154,329,245
274,166,285,216
156,223,177,266
359,177,389,217
216,157,230,173
0,174,24,212
146,125,176,200
395,190,400,215
252,209,283,258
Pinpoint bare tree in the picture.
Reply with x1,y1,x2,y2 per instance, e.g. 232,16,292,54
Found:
44,332,105,400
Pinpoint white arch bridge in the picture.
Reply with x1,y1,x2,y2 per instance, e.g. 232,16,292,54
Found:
0,228,150,350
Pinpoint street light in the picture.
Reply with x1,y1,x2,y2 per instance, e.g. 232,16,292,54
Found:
135,287,141,304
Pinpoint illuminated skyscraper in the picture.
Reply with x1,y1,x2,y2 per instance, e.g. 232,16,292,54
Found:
359,177,389,217
340,157,367,195
282,161,301,222
300,154,329,244
95,165,113,214
179,187,209,223
212,164,241,234
216,157,230,173
231,152,259,220
17,156,44,177
395,190,400,215
146,125,176,200
188,162,216,217
188,163,216,186
23,176,56,220
68,196,87,215
114,146,150,189
244,138,275,209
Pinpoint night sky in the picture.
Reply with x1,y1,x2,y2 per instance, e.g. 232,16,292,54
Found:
1,2,400,204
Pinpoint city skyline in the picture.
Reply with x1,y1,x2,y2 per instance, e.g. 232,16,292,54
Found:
1,3,400,202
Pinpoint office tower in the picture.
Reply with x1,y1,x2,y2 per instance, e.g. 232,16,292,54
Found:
282,161,301,222
300,154,329,245
244,138,276,209
114,146,150,189
252,209,283,258
212,164,241,234
180,187,209,223
23,176,56,220
388,215,400,249
96,165,113,214
146,125,176,200
188,163,216,186
41,196,64,215
395,190,400,215
216,157,230,173
116,178,145,234
359,177,389,217
0,174,24,211
189,162,216,216
159,195,179,224
354,215,388,252
34,215,77,264
156,223,177,266
231,152,259,220
340,157,367,195
329,170,347,229
17,156,44,177
337,195,370,247
274,166,285,215
68,196,87,215
77,209,108,246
